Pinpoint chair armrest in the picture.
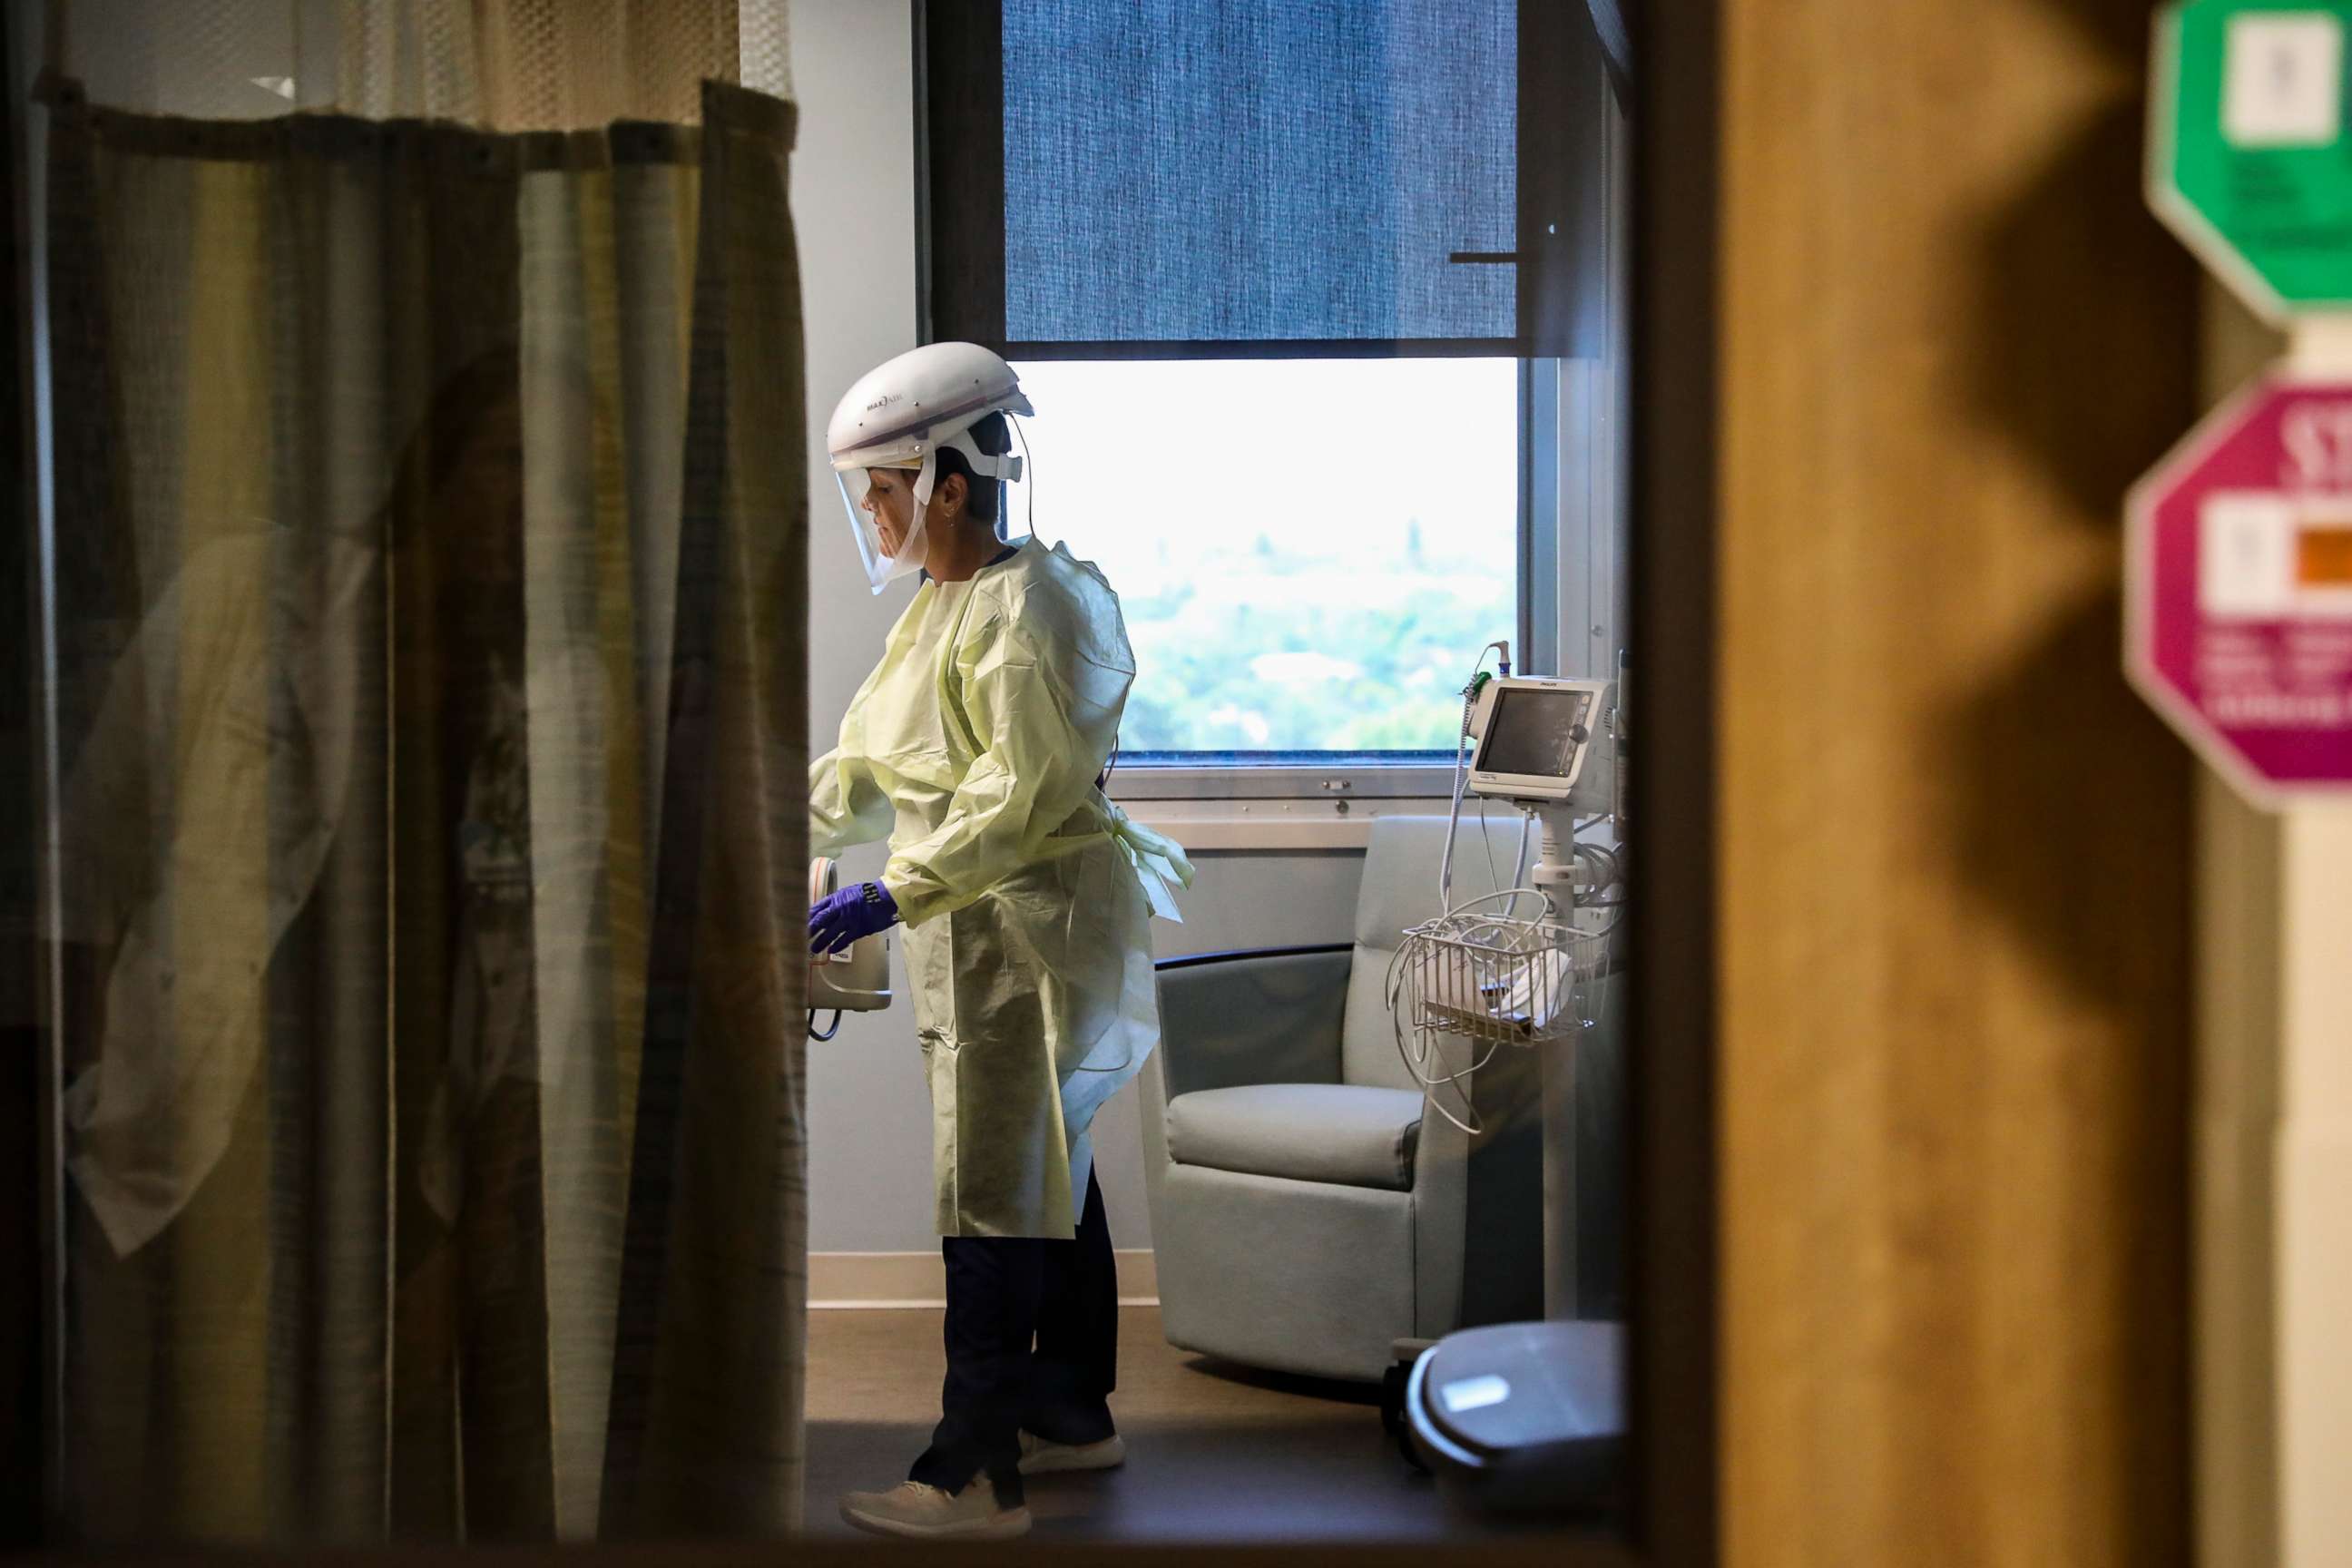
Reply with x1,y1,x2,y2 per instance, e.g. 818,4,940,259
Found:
1152,945,1352,1100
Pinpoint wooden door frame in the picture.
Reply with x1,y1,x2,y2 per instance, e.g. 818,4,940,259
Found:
1617,0,1721,1560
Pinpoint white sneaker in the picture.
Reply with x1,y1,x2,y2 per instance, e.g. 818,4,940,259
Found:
838,1478,1032,1540
1017,1430,1127,1475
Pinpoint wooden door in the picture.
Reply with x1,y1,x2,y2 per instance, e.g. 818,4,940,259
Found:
1706,3,2199,1563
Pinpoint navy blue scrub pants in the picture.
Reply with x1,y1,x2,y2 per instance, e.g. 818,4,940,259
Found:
908,1170,1120,1504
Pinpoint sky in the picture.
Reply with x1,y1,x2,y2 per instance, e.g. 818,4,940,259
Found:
1008,358,1519,593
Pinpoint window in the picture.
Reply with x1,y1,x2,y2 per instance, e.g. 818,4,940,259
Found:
1013,358,1520,770
918,0,1611,800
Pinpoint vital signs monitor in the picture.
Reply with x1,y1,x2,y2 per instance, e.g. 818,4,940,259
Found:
1467,676,1615,809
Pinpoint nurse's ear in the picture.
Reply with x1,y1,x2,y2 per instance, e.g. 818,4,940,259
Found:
934,469,969,522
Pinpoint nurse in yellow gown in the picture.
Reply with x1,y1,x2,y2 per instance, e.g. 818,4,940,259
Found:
810,343,1191,1542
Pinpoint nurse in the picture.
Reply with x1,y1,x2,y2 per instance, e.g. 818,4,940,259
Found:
808,343,1192,1541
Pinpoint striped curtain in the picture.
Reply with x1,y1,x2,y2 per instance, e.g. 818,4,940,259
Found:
42,78,808,1544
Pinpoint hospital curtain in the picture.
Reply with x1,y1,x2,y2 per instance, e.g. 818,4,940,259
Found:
38,67,808,1547
44,0,790,126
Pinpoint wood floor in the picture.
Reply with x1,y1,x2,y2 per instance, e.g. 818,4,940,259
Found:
804,1305,1494,1543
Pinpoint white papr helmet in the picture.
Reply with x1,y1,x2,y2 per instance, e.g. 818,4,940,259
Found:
827,341,1034,593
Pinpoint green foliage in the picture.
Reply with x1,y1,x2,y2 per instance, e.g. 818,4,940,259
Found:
1118,541,1511,753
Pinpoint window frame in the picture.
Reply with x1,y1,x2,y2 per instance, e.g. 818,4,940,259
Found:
1107,760,1468,802
1006,341,1636,806
1083,349,1545,804
981,340,1534,801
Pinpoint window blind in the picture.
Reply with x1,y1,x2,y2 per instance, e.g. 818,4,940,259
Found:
921,0,1524,357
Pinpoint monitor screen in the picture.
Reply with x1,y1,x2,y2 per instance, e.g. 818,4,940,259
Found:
1476,687,1593,779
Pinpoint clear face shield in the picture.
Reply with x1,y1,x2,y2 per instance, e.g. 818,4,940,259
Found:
831,423,1028,595
836,453,937,594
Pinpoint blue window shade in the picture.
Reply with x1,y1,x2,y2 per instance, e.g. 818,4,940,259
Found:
998,0,1517,348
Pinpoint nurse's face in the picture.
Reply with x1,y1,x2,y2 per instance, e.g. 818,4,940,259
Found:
863,467,917,557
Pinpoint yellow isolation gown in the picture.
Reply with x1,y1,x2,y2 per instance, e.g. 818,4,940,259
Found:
809,539,1192,1238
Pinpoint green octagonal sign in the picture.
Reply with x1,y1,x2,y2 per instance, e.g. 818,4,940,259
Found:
2153,1,2352,318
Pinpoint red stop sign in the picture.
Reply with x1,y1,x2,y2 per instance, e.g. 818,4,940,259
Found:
2127,371,2352,803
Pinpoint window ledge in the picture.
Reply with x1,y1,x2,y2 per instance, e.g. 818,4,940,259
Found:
1117,796,1466,851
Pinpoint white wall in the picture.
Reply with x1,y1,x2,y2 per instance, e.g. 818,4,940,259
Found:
791,0,937,1256
789,0,1372,1256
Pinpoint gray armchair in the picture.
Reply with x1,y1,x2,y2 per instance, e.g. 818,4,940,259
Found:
1139,815,1537,1383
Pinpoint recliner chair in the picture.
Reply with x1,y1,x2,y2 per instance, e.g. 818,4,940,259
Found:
1138,815,1540,1383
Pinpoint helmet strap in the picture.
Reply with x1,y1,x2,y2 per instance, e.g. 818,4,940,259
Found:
939,423,1024,484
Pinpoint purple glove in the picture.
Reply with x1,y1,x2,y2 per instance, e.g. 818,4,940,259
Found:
809,880,899,955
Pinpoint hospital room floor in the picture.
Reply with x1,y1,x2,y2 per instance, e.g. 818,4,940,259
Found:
804,1305,1498,1543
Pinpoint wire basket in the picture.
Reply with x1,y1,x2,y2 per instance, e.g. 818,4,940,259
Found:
1388,893,1615,1050
1381,889,1619,1137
